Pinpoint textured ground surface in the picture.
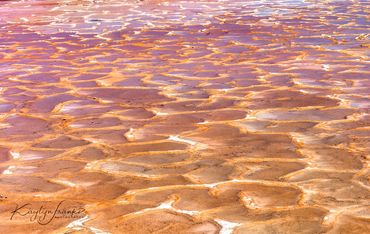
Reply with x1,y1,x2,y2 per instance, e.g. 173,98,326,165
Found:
0,0,369,233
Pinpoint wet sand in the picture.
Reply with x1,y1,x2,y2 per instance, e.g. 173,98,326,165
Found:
0,0,369,233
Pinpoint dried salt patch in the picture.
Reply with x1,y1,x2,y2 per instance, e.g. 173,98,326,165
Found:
169,135,197,146
21,153,43,161
100,162,125,172
9,77,18,81
52,179,77,187
96,34,112,41
336,97,350,106
355,33,369,40
244,114,256,120
157,200,175,209
165,93,176,97
303,188,317,195
290,133,315,144
0,122,11,128
60,104,80,112
167,31,176,35
292,79,304,85
155,197,200,215
299,89,310,94
89,227,111,234
346,113,367,121
294,137,304,144
33,193,53,198
242,196,258,208
3,165,36,174
135,199,200,217
125,128,135,141
145,22,156,27
67,215,90,230
51,6,59,11
244,197,252,202
153,110,169,116
214,219,241,234
130,200,174,215
118,200,130,205
331,81,345,86
322,209,339,225
85,161,99,170
203,182,219,189
2,166,15,175
173,207,200,216
69,123,84,128
221,88,231,92
322,64,330,71
84,138,101,144
96,80,109,87
100,99,113,104
305,166,316,170
127,173,156,178
230,179,246,183
56,46,67,52
9,151,20,159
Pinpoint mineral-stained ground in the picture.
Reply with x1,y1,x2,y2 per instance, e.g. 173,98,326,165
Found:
0,0,369,233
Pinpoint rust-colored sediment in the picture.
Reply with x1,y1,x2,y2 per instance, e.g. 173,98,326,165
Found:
0,0,369,233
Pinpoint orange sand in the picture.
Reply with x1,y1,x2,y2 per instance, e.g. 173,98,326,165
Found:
0,0,369,233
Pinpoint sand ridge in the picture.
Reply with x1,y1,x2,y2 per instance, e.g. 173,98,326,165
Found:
0,0,369,233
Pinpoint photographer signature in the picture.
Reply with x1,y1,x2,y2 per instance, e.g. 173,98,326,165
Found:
9,200,86,225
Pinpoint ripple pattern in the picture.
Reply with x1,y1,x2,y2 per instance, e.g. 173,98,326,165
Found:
0,0,369,233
